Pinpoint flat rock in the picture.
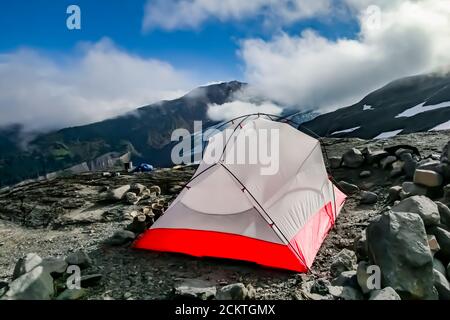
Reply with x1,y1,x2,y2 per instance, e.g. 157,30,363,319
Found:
342,148,365,168
65,250,92,269
327,286,363,300
56,288,86,300
338,181,359,194
360,191,378,205
391,196,440,227
369,287,401,300
4,266,54,300
105,185,130,201
330,249,356,277
105,230,136,246
414,169,443,187
12,253,43,280
173,279,216,300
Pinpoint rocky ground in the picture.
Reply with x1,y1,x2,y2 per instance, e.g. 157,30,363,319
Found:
1,130,450,300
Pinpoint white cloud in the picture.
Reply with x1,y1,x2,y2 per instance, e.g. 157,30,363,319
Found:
0,38,197,131
208,100,282,121
143,0,332,31
240,0,450,110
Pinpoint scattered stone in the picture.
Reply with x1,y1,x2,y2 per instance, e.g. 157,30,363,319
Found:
369,287,401,300
365,150,389,165
380,156,397,169
310,278,331,295
65,250,92,269
356,261,372,294
433,258,447,276
360,191,378,205
443,185,450,204
329,157,342,169
126,214,148,234
427,235,440,256
433,269,450,300
366,210,436,299
129,183,147,196
388,186,402,202
105,230,136,246
149,185,162,196
414,169,443,187
102,172,112,177
353,230,368,261
395,148,414,157
331,271,358,288
105,185,130,201
436,201,450,229
299,280,330,300
173,279,216,300
359,170,371,178
12,253,43,280
4,266,54,300
391,196,440,227
56,288,86,300
125,192,139,205
342,148,365,168
417,160,443,173
338,181,359,194
80,274,103,288
401,182,427,197
246,284,256,300
427,227,450,260
40,257,68,276
216,283,249,300
327,286,363,300
400,153,418,179
330,249,356,277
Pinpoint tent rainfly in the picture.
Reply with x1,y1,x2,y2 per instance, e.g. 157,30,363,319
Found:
134,117,346,272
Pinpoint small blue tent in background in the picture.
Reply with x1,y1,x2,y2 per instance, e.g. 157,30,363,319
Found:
133,163,154,173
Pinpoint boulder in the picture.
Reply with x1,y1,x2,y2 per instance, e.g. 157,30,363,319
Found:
427,227,450,260
433,258,447,276
105,230,136,246
433,269,450,300
331,271,358,288
338,181,359,194
327,286,363,300
390,161,405,178
105,185,130,201
40,257,68,276
4,266,54,300
12,253,43,280
356,261,372,294
427,235,440,256
329,157,342,169
365,150,389,165
391,196,440,227
342,148,365,168
65,250,92,269
360,191,378,205
436,201,450,229
173,279,216,300
369,287,401,300
216,283,249,300
366,210,436,299
380,156,397,169
400,153,418,179
388,186,402,202
401,182,427,198
359,170,371,178
414,169,443,187
417,160,443,173
330,249,356,277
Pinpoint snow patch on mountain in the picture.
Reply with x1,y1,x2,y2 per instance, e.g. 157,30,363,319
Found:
395,101,450,118
374,129,403,140
363,105,373,111
330,126,360,136
429,120,450,131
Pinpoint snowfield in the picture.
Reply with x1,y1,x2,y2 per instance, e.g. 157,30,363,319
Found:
395,101,450,118
331,126,360,135
373,129,403,139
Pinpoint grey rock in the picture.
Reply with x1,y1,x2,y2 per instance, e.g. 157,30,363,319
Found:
129,183,147,196
329,157,342,169
338,181,359,194
448,262,450,279
366,211,436,299
4,266,54,300
444,184,450,204
56,288,86,300
388,186,402,202
331,271,358,288
330,249,356,277
400,153,418,179
216,283,248,300
359,170,371,178
65,250,92,269
80,274,103,288
369,287,401,300
310,278,331,295
40,257,68,276
365,150,389,165
391,196,440,227
105,185,130,201
427,226,450,260
380,156,397,169
433,269,450,300
401,182,427,197
414,169,443,187
433,258,447,276
327,286,363,300
353,230,368,261
395,148,414,157
342,148,365,168
356,261,372,294
125,192,139,205
12,253,43,280
106,230,136,246
173,279,216,300
417,160,443,173
360,191,378,205
436,201,450,229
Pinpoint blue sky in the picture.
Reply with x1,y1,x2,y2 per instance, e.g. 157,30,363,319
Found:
0,0,448,130
0,0,359,81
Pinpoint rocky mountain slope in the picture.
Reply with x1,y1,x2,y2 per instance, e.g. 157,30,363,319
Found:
1,130,450,300
302,72,450,139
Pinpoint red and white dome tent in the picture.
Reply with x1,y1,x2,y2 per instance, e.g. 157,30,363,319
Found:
134,114,346,272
